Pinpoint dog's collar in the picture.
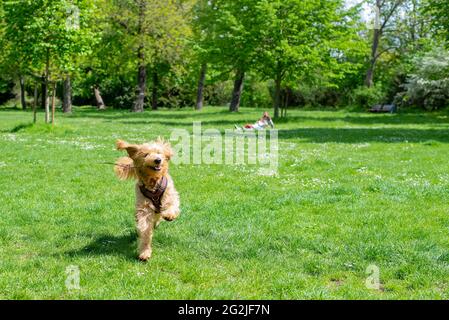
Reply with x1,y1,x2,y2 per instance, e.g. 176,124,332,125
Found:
139,176,168,213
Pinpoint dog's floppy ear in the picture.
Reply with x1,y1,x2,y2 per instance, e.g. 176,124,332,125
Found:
114,157,137,180
116,139,140,159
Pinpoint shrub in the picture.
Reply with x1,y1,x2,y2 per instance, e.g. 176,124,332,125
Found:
396,47,449,110
241,79,271,108
0,78,14,105
204,81,233,106
349,85,386,108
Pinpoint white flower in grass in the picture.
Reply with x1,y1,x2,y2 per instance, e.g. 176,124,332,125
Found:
1,133,27,142
357,167,368,174
257,168,277,176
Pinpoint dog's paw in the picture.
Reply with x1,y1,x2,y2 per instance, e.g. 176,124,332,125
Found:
162,212,178,221
138,250,152,261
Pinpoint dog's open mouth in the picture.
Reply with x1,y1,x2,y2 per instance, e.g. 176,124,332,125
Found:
150,166,162,171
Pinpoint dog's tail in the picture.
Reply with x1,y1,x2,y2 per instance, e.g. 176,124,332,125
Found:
114,157,137,180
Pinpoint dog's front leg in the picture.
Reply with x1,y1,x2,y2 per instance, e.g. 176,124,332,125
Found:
136,209,156,261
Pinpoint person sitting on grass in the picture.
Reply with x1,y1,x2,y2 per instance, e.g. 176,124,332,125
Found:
235,112,275,131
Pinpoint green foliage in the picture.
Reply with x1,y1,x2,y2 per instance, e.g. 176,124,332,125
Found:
193,0,263,70
253,0,366,113
266,0,363,79
0,0,446,112
350,85,386,108
203,80,233,106
2,0,98,78
425,0,449,39
0,80,15,105
84,0,195,109
192,0,366,112
241,76,272,108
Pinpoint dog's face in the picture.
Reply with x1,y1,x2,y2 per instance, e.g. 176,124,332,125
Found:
116,139,173,180
134,142,172,177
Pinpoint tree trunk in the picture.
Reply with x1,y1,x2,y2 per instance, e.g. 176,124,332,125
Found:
196,63,207,111
44,86,49,123
33,84,38,124
273,72,282,119
44,50,50,123
41,74,46,110
365,64,375,88
364,28,381,88
63,75,72,113
132,0,147,113
94,87,106,110
281,88,289,118
19,76,26,110
365,0,382,88
229,69,245,112
152,70,158,110
51,82,56,126
133,46,146,112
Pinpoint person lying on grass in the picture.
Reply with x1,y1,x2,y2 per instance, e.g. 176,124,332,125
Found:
235,112,275,131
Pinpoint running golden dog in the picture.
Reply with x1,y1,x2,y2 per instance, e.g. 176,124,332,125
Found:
114,138,180,261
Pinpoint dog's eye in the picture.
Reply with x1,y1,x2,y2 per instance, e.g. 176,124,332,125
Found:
142,153,149,157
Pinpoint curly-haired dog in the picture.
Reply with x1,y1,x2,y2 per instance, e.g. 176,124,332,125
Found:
114,138,180,261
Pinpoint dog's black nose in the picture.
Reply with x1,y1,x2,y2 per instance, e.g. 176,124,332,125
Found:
154,158,161,164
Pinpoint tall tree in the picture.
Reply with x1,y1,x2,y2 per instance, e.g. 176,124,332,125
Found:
133,0,148,112
364,0,404,87
195,63,207,110
191,0,211,111
63,75,73,113
19,76,26,110
111,0,193,112
0,2,28,111
255,0,362,117
2,0,97,121
193,0,262,112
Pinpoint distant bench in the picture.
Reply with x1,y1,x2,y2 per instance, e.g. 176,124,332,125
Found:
369,104,397,113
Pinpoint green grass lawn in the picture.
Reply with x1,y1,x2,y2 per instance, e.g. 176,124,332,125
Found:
1,106,449,299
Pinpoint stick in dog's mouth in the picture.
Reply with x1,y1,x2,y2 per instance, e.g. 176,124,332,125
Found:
150,166,162,171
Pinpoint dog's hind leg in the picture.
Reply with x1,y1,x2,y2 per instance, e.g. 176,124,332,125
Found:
136,210,156,261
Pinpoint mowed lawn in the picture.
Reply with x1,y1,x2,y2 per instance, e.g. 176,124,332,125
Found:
0,106,449,299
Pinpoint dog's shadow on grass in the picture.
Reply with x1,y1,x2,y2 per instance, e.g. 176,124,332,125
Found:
64,230,181,260
65,233,138,260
